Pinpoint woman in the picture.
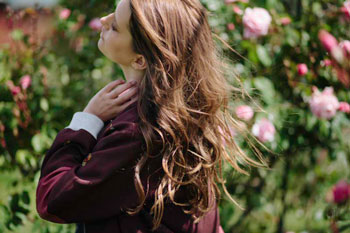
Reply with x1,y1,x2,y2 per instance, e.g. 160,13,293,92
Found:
36,0,268,232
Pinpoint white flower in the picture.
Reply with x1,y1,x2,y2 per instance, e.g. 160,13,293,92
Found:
242,7,272,39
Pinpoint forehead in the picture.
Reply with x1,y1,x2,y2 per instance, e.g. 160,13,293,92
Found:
115,0,131,28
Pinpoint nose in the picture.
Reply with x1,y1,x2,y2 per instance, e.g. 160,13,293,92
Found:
100,16,108,28
100,13,113,29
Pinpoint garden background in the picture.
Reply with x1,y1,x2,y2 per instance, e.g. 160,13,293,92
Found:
0,0,350,232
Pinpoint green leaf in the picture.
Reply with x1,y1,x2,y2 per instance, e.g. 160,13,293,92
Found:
285,27,300,47
253,77,276,104
301,31,310,50
306,113,318,131
15,150,30,166
319,119,330,138
256,45,272,67
32,134,45,153
312,2,324,18
40,98,49,112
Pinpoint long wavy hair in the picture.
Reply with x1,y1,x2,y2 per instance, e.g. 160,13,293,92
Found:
124,0,269,230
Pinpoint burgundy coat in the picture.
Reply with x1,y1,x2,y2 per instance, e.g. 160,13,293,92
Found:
36,101,224,233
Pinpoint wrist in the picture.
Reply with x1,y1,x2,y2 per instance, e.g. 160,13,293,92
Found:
83,108,98,118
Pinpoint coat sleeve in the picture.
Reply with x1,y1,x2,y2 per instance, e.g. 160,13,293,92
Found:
36,112,144,224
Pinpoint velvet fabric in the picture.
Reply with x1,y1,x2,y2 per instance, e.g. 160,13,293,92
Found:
36,101,223,232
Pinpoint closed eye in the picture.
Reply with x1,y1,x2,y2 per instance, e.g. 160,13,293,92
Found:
111,22,117,31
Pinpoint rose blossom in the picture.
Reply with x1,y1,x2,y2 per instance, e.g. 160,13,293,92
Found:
227,23,235,31
309,86,340,119
10,86,21,96
20,75,31,90
297,63,308,76
235,105,254,121
318,30,338,53
59,8,71,20
88,18,102,31
332,180,350,204
338,102,350,113
252,118,275,143
339,40,350,57
321,59,332,67
242,7,272,39
341,1,350,19
280,17,291,25
233,6,243,15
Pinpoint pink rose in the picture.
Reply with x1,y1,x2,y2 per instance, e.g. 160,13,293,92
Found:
227,23,235,31
318,30,338,53
332,180,350,204
89,18,102,31
242,7,272,39
338,102,350,113
233,6,243,15
309,86,340,119
333,65,350,88
321,59,332,67
59,8,71,20
297,63,308,76
235,105,254,121
341,1,350,19
279,17,291,25
10,86,21,96
252,118,275,143
339,40,350,57
20,75,31,90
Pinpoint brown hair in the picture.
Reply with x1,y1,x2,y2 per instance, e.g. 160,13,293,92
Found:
125,0,269,230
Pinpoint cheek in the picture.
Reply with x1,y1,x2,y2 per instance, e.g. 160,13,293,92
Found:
104,35,134,65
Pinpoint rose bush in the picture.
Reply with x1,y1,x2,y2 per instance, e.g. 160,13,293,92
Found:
0,0,350,232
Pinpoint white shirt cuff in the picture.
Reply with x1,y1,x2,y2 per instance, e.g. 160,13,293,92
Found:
64,112,104,140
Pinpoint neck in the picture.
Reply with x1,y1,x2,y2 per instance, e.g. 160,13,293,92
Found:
119,65,145,86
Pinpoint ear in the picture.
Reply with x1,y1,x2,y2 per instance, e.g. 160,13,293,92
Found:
131,54,147,70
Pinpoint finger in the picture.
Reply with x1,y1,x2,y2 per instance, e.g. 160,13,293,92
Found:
112,94,138,116
122,94,139,107
109,81,137,99
103,79,125,94
116,86,139,104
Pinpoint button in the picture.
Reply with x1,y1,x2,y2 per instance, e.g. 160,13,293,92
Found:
82,153,92,167
65,140,71,144
109,123,115,131
115,167,126,173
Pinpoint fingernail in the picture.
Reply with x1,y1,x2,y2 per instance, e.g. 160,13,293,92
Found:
131,80,137,85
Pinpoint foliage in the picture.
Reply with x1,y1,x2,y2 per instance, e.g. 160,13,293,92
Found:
0,0,349,232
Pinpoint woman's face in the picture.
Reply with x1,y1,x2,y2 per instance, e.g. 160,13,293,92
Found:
98,0,136,66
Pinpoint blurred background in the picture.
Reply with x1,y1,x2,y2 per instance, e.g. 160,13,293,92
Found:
0,0,349,232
